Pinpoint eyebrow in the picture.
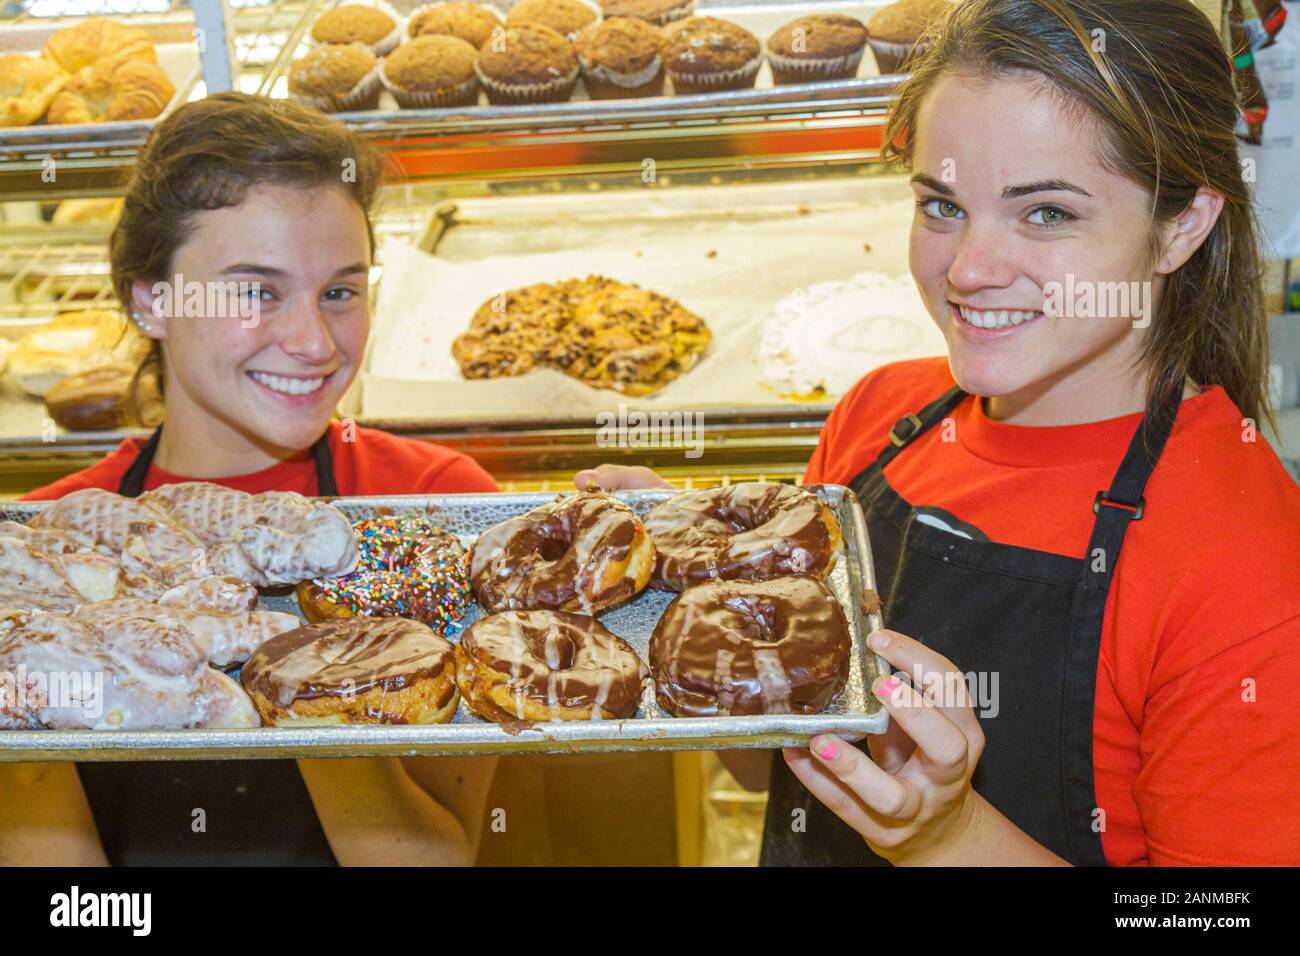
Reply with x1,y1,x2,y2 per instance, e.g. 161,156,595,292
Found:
218,263,369,278
910,174,1093,200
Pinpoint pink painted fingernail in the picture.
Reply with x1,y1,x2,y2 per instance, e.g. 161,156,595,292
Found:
875,676,900,698
812,736,837,761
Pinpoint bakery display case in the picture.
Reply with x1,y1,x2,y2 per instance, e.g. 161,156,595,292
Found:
0,0,932,496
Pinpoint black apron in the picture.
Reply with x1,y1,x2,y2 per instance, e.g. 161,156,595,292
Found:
760,385,1178,866
77,426,340,866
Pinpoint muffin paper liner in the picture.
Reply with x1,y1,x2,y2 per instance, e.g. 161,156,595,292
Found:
665,50,762,94
474,59,580,102
767,46,864,85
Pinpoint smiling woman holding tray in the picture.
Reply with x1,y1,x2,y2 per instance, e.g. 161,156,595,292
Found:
1,94,499,867
578,0,1300,866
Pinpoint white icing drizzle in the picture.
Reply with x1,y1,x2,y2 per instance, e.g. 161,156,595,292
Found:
752,646,793,714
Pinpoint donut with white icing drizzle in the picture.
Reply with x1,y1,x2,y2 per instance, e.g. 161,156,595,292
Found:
649,576,850,717
469,493,655,614
455,609,647,722
643,482,842,591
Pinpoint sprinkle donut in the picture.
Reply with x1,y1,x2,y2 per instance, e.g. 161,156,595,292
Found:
455,609,647,721
469,492,655,614
644,482,842,591
649,575,851,717
295,515,473,635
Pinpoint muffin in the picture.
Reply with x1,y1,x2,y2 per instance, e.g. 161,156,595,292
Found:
311,3,404,56
505,0,598,41
288,43,382,112
767,14,867,85
599,0,692,26
380,34,480,107
659,16,761,94
407,1,503,48
575,17,664,98
864,0,952,74
474,23,580,103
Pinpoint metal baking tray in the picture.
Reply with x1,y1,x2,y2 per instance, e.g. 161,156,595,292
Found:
0,485,887,760
259,0,902,124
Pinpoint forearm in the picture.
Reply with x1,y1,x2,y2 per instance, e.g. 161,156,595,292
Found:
0,762,107,866
902,792,1071,867
297,757,474,866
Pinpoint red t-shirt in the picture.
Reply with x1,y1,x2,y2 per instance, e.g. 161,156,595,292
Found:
21,421,499,500
807,357,1300,867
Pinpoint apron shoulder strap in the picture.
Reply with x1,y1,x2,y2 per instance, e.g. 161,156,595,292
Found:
115,426,340,498
874,385,967,469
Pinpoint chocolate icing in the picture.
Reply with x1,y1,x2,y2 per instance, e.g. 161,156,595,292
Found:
644,482,839,590
459,609,646,719
649,575,850,717
240,617,454,709
469,493,645,614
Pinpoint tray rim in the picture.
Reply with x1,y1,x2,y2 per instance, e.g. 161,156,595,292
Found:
0,484,889,760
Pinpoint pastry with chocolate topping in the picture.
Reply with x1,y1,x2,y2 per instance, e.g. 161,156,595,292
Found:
470,492,655,614
240,617,459,725
644,482,841,591
650,575,851,717
456,609,647,721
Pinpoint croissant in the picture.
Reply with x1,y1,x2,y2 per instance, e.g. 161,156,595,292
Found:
46,59,175,125
0,53,68,127
40,17,156,76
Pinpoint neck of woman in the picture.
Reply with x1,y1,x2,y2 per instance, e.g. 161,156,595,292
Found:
151,396,313,479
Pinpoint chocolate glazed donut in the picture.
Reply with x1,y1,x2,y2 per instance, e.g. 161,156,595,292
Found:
650,576,851,717
644,482,842,590
455,609,647,721
469,493,655,614
240,617,459,725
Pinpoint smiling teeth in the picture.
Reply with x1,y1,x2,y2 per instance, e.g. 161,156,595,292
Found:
958,306,1038,329
249,371,325,395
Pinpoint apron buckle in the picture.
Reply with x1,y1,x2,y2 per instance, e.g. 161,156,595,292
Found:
889,413,924,447
1093,491,1144,520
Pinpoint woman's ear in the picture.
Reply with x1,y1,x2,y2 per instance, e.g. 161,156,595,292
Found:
129,278,168,340
1154,186,1225,276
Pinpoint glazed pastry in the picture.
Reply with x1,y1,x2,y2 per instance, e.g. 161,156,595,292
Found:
470,492,655,614
650,575,851,716
0,533,123,611
0,54,69,127
75,597,298,669
240,617,460,726
30,484,359,587
295,515,474,634
644,482,841,590
7,310,150,398
40,17,156,77
452,275,711,396
455,609,646,721
46,59,174,124
0,607,258,730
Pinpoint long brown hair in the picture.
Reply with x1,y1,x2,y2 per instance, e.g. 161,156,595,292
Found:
111,92,386,419
884,0,1271,432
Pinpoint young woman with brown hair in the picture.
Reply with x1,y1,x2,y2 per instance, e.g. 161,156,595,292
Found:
579,0,1300,865
1,94,498,866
